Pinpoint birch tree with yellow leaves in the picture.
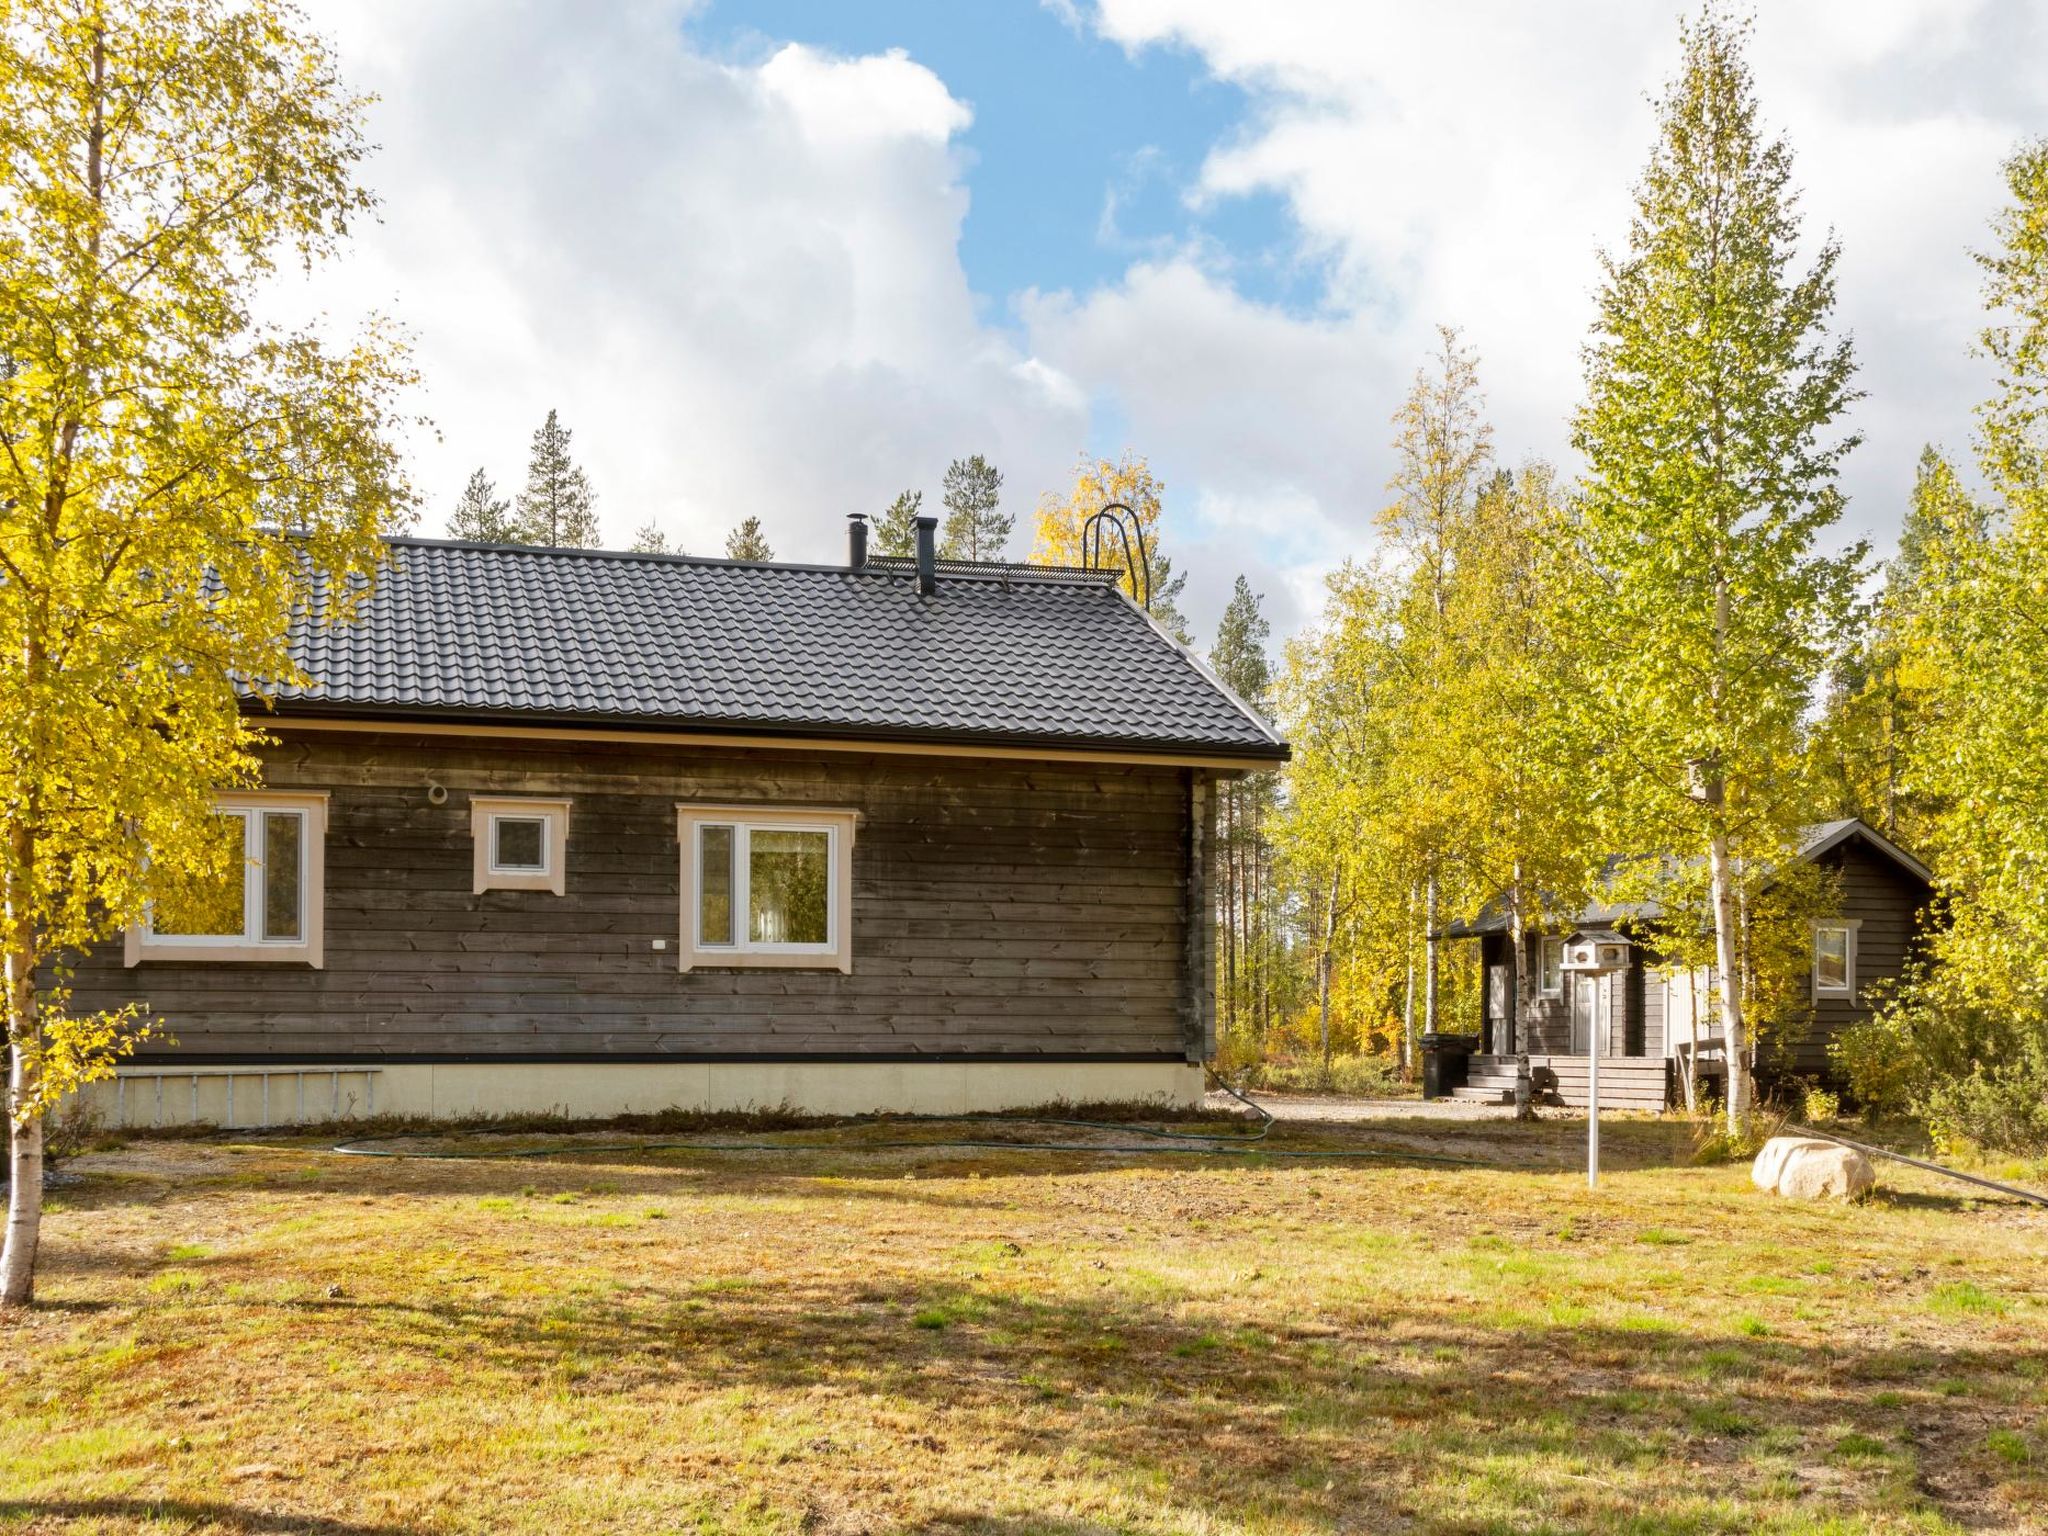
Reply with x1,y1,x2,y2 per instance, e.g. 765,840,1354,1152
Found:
1,0,413,1303
1569,13,1863,1131
1032,452,1190,641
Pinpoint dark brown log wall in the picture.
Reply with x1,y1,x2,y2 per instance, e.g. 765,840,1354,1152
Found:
69,732,1206,1064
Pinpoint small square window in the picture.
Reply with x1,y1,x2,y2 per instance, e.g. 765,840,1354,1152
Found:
471,797,571,895
491,816,548,873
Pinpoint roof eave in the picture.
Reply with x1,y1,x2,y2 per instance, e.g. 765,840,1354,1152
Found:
250,697,1293,767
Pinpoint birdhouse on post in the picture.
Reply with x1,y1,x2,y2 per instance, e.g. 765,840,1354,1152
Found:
1560,927,1631,1191
1560,928,1631,978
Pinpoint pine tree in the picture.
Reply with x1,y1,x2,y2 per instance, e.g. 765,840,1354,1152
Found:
725,516,774,561
447,468,516,543
876,490,923,557
629,522,677,555
1569,12,1864,1130
514,409,599,548
940,455,1009,562
1210,578,1279,1053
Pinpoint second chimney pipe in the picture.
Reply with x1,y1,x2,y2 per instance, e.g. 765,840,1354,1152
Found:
913,514,938,595
846,512,869,569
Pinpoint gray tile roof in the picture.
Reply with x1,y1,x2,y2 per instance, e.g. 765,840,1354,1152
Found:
1440,818,1930,938
269,538,1287,761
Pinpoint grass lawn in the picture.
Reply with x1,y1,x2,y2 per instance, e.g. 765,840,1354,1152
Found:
3,1111,2045,1534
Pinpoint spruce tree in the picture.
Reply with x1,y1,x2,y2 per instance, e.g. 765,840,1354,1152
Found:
875,490,922,557
940,455,1009,561
1570,11,1863,1129
514,409,599,548
447,468,516,543
724,516,774,561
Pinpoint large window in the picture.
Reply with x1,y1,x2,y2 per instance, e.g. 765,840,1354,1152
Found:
470,796,571,895
128,792,327,966
676,805,856,972
1813,921,1858,1000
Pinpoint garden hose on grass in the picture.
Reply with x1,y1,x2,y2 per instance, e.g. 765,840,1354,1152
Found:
1783,1122,2048,1209
325,1082,1490,1168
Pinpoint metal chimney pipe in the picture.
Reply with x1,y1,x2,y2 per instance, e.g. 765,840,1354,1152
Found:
913,514,938,595
846,512,869,569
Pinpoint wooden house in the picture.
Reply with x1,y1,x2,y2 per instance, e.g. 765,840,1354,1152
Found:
1439,820,1934,1109
71,514,1287,1129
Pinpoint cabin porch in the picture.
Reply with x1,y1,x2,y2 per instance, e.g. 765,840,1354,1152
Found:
1450,1053,1678,1110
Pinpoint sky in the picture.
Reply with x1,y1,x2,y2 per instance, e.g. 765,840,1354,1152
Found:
296,0,2048,648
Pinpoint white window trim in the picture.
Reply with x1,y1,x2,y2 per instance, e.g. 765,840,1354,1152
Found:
675,803,856,973
1538,937,1564,998
127,791,328,968
1812,918,1861,1002
470,796,571,895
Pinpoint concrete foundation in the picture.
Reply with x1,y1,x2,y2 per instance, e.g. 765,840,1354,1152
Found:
77,1059,1206,1130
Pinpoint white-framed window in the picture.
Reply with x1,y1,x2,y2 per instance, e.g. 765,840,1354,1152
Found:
1539,937,1564,997
470,796,571,895
1813,919,1859,1001
675,804,857,972
127,791,328,967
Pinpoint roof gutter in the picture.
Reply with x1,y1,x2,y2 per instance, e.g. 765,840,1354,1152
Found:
252,701,1292,771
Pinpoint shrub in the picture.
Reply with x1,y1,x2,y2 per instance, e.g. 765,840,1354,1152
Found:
1801,1083,1842,1124
1834,972,2048,1155
1231,1052,1407,1098
1921,1053,2048,1157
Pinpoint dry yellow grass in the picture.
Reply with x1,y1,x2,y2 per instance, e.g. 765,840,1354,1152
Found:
2,1113,2044,1534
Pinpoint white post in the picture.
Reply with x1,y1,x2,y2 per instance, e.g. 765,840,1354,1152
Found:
1587,977,1602,1191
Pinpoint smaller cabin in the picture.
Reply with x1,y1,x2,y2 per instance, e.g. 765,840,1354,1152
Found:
1439,819,1934,1110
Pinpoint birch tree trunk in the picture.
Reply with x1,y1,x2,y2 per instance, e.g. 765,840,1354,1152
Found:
1402,887,1417,1074
1506,864,1526,1059
3,821,43,1308
1706,819,1748,1131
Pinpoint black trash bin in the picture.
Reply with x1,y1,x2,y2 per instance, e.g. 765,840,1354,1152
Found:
1419,1032,1480,1100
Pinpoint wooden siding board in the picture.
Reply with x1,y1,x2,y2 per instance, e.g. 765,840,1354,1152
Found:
75,735,1197,1063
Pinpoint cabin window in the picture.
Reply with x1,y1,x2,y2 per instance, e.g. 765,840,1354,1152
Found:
128,792,328,967
675,805,857,972
1539,938,1564,997
470,797,571,895
1813,921,1858,1000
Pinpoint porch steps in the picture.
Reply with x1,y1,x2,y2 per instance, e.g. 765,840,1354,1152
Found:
1449,1064,1522,1104
1463,1054,1674,1112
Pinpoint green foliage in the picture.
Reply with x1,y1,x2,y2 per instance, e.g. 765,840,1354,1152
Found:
1209,578,1288,1051
448,467,517,543
1847,142,2048,1153
1566,13,1863,1125
875,489,922,557
724,515,774,561
514,409,598,547
939,454,1008,562
1225,1052,1405,1099
1811,448,1983,848
628,522,676,555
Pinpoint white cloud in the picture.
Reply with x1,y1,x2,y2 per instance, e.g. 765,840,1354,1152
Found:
288,0,2048,648
295,1,1080,562
1037,0,2048,634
